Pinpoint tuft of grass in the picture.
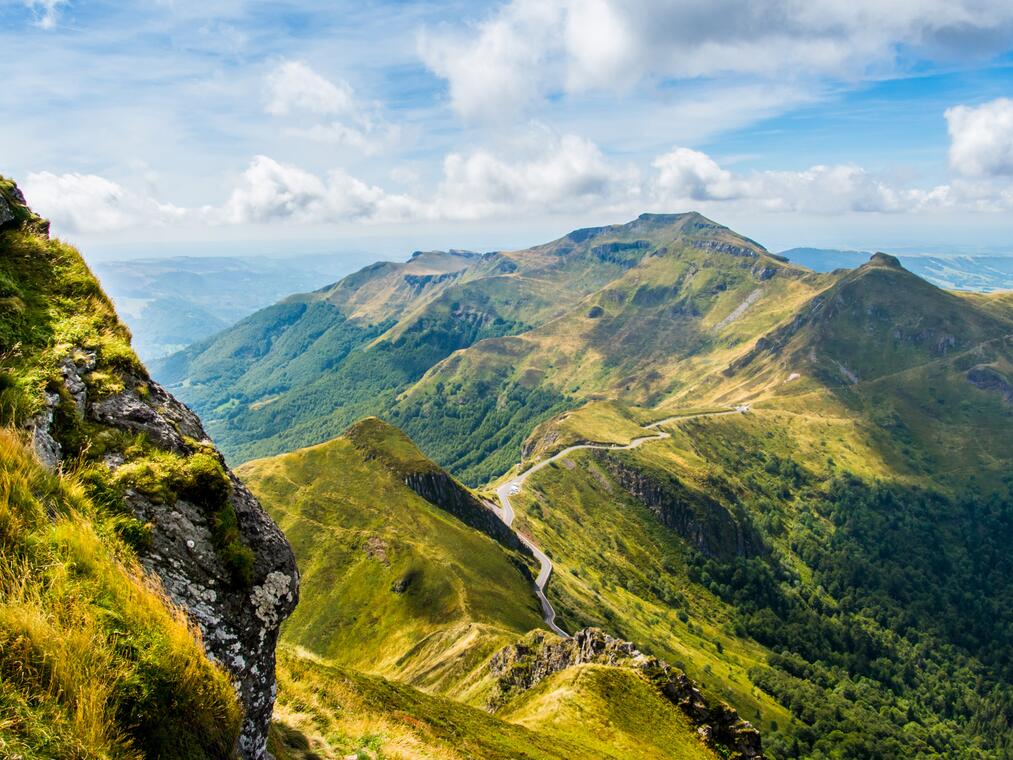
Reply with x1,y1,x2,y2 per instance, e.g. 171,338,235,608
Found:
0,428,242,759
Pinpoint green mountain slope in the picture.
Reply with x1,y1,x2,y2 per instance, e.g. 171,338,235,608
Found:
0,177,298,757
240,418,755,760
157,213,830,484
236,418,544,693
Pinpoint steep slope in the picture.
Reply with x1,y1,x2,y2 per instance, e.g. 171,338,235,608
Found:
503,387,1013,757
158,212,829,483
711,253,1013,487
0,429,241,759
236,418,544,693
0,177,298,759
240,417,762,759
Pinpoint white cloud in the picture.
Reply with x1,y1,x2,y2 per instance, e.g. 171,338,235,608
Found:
420,0,1013,122
25,0,67,30
436,132,640,219
418,2,566,122
265,60,357,117
21,171,185,233
283,121,399,156
650,146,1010,215
216,155,422,225
264,60,397,156
946,98,1013,178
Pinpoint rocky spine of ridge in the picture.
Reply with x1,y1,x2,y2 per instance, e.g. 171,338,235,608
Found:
489,628,764,759
346,418,530,554
4,181,299,760
402,469,529,553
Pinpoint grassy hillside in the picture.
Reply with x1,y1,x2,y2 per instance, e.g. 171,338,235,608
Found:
158,212,829,483
0,430,242,759
269,647,707,760
242,418,753,759
505,401,1013,758
236,419,544,693
0,178,244,758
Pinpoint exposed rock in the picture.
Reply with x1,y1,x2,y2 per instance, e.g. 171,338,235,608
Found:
37,353,298,760
690,238,759,258
403,270,463,291
26,390,61,470
592,451,763,559
404,469,529,554
90,381,206,454
0,191,15,228
489,628,764,759
967,365,1013,402
590,239,651,267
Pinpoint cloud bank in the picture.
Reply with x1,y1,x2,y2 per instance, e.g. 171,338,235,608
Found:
420,0,1013,121
21,98,1013,234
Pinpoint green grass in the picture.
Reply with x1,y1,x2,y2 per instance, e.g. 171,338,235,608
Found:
507,397,1013,758
0,176,258,758
0,429,242,759
236,429,544,695
269,647,593,760
498,664,717,760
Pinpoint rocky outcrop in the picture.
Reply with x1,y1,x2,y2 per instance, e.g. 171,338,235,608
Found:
691,238,760,258
489,628,763,759
0,189,15,228
592,451,763,559
34,351,299,760
967,365,1013,402
590,239,651,267
403,469,529,554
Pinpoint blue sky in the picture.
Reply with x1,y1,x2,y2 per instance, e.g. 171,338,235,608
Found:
2,0,1013,259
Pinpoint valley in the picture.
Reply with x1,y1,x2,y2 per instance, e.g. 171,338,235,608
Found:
3,175,1011,759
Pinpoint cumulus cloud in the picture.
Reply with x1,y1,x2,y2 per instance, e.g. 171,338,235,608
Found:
265,60,357,117
264,60,397,155
21,172,186,233
946,98,1013,178
420,0,1013,121
216,155,422,225
25,0,67,30
650,147,1007,214
437,133,640,218
418,3,564,121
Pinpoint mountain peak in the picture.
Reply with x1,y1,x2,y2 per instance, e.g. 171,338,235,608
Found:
867,252,903,269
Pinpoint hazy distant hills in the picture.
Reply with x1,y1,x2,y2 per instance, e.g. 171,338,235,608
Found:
92,254,369,362
781,247,1013,292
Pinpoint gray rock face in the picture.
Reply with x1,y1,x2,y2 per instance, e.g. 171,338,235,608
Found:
592,451,763,559
403,470,528,554
490,628,764,759
0,192,15,228
967,365,1013,403
27,390,62,469
34,353,299,760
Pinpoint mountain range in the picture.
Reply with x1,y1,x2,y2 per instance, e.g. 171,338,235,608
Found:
3,173,1012,759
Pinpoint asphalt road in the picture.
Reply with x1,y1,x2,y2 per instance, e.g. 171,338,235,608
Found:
491,407,747,637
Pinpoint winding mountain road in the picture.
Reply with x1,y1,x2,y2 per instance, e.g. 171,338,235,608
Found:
491,406,748,637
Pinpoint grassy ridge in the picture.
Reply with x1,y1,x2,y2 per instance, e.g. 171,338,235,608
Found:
236,425,543,693
269,647,591,760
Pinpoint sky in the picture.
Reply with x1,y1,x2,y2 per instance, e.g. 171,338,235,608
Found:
2,0,1013,260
